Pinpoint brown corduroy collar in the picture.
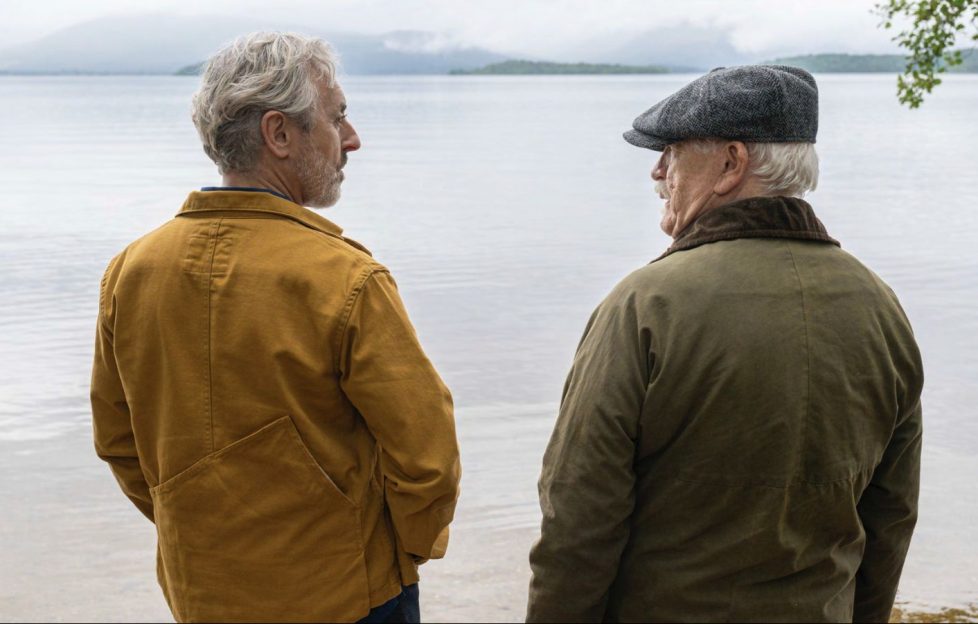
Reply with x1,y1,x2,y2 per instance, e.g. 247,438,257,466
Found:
655,195,839,262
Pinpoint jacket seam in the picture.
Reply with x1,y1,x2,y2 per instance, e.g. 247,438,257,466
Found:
99,255,121,326
334,267,387,372
99,266,110,320
784,241,812,474
205,218,224,453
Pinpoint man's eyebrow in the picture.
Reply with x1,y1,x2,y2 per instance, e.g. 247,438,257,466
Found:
339,102,347,114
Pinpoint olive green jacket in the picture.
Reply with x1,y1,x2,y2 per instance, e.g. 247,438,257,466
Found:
527,196,923,623
91,190,460,623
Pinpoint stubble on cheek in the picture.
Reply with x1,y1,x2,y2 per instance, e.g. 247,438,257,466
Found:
298,148,343,208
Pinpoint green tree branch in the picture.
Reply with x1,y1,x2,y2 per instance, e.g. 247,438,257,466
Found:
876,0,978,107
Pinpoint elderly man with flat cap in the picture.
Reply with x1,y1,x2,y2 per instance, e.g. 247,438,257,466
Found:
526,66,922,623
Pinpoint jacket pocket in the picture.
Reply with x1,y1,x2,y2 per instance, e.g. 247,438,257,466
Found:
150,416,370,623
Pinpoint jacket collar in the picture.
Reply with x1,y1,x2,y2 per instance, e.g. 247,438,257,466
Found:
656,195,839,261
177,190,372,254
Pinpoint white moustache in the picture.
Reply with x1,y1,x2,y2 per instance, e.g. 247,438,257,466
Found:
654,181,670,216
654,180,670,200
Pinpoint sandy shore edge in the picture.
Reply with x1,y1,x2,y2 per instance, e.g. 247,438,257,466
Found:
892,604,978,623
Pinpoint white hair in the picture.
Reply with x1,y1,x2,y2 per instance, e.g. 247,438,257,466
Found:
746,142,819,197
684,139,819,197
191,32,339,174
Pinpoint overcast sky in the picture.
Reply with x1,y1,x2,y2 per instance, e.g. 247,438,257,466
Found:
1,0,904,57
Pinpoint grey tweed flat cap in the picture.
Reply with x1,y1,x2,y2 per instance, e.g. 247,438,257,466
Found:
624,65,818,151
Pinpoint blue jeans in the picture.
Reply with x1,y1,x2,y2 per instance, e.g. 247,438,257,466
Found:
358,584,420,623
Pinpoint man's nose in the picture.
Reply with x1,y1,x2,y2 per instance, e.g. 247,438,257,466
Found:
651,156,666,181
343,126,361,153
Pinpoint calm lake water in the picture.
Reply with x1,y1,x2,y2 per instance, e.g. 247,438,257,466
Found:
1,74,976,621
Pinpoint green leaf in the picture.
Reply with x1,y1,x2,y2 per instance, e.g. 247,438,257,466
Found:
876,0,978,107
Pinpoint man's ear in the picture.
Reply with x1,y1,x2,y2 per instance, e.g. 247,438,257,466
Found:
714,141,750,196
259,110,293,160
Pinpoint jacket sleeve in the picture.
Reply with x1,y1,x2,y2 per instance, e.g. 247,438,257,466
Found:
853,397,922,623
526,290,647,623
338,269,460,561
91,261,154,522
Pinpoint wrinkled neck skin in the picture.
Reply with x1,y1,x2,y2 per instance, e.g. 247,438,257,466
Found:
222,156,304,205
669,177,771,239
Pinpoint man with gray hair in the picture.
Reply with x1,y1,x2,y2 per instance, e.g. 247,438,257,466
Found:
527,66,922,623
91,32,460,623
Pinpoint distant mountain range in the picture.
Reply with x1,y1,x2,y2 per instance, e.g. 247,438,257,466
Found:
450,53,978,75
449,60,669,75
763,52,978,73
0,14,505,75
0,16,746,75
2,15,976,76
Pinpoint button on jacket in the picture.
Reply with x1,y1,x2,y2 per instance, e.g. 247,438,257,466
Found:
91,190,461,623
527,196,923,623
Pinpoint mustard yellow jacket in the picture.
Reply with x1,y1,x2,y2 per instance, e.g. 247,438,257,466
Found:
91,190,461,623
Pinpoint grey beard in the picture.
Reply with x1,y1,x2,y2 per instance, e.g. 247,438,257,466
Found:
298,149,342,209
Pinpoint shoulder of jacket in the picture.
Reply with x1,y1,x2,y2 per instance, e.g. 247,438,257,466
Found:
612,258,680,295
98,248,130,321
272,220,387,273
99,220,174,282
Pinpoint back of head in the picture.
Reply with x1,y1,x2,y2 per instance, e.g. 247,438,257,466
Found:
745,142,819,197
684,138,820,198
626,64,822,202
191,32,339,174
